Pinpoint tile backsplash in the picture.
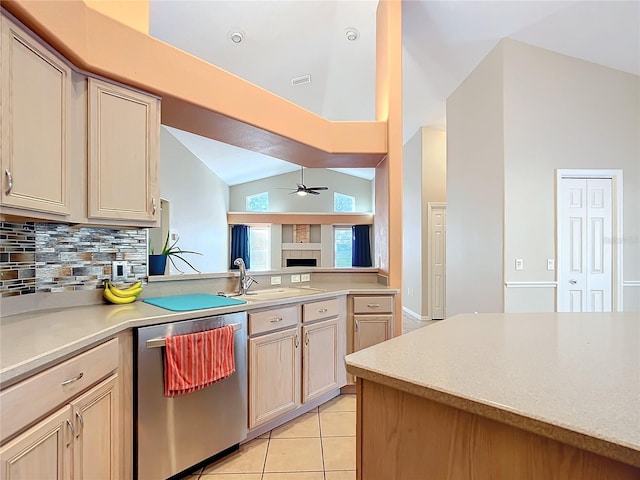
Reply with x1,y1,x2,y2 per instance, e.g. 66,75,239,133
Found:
0,221,147,297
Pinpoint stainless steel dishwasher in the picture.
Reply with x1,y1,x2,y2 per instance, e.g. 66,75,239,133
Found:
135,311,247,480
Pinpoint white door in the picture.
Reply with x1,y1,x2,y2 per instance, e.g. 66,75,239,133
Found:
559,178,612,312
429,204,446,319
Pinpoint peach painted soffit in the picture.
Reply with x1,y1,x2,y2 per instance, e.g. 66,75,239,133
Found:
3,0,387,169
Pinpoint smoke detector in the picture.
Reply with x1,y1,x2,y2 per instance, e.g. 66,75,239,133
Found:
229,31,244,44
345,28,359,41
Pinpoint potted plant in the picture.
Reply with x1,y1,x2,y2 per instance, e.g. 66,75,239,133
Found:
148,233,202,275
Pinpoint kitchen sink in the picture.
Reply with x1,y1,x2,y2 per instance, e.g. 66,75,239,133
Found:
226,287,327,301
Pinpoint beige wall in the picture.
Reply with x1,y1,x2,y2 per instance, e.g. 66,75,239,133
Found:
502,39,640,312
447,39,640,314
446,44,505,317
229,169,373,213
160,128,230,273
402,127,446,319
402,130,423,315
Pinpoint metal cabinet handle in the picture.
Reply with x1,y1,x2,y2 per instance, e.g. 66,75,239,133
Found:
152,198,157,215
61,372,84,386
318,308,328,313
367,303,380,308
270,317,283,323
5,170,13,195
295,334,299,348
355,319,359,332
75,411,83,438
305,331,310,345
569,279,577,285
66,419,75,447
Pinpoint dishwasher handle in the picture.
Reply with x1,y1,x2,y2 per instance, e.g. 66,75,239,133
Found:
146,322,242,349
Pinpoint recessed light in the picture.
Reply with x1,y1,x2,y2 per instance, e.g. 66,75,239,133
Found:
229,31,244,44
345,28,359,41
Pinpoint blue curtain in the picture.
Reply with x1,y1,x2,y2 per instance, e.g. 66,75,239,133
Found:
352,225,372,267
230,225,250,269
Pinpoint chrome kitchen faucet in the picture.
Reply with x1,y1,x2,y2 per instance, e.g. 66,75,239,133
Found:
233,258,257,295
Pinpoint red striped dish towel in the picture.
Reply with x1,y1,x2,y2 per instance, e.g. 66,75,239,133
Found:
163,325,235,397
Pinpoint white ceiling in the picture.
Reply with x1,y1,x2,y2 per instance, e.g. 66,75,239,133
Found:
149,0,639,186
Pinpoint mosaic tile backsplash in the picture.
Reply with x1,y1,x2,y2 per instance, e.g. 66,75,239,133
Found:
0,222,147,297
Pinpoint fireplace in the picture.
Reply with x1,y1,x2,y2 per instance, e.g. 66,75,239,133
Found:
286,258,317,267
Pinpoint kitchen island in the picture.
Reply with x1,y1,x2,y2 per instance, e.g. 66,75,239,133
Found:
345,312,640,479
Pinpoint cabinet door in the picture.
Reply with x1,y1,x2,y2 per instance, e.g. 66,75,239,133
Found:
302,317,339,403
87,77,159,225
0,405,71,480
249,327,301,429
0,14,71,216
354,314,391,352
70,374,119,480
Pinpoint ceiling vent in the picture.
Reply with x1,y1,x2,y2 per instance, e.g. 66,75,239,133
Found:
291,74,311,86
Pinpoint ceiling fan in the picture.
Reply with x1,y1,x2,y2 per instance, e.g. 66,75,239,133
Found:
278,167,328,196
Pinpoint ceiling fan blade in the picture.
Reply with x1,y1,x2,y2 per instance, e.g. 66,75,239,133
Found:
307,189,321,195
306,186,328,191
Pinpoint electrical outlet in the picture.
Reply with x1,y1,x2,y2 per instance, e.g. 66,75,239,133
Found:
291,274,301,283
111,260,128,281
271,276,282,285
301,273,310,282
547,259,555,270
515,258,524,271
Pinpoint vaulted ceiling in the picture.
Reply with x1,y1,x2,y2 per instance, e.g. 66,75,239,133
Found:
149,0,639,185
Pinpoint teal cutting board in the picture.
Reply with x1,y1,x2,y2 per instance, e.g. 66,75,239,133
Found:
143,293,246,311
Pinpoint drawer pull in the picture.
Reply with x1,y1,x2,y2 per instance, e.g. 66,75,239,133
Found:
295,334,300,348
355,319,359,332
270,317,283,323
75,411,83,438
367,303,381,308
305,331,310,345
318,308,328,313
66,419,74,447
5,169,13,195
61,372,84,386
152,197,157,215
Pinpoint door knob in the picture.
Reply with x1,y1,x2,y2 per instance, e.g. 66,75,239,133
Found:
569,279,577,285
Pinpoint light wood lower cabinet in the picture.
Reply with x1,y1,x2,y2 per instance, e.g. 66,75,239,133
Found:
302,317,340,403
354,314,392,351
0,374,118,480
249,326,301,429
0,406,70,480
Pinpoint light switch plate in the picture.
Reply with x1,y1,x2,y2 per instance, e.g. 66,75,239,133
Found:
291,274,301,283
271,276,282,285
301,273,310,282
515,259,524,271
111,261,128,281
547,259,555,270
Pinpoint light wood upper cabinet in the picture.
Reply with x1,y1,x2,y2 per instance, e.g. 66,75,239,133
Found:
87,77,160,226
0,406,71,480
0,13,71,217
248,327,301,429
71,374,119,480
302,317,340,403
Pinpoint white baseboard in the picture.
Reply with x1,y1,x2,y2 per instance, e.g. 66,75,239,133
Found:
402,306,432,322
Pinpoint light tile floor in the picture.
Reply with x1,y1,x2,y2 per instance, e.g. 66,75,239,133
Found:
188,394,357,480
186,315,437,480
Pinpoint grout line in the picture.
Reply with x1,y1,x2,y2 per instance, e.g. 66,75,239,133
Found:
260,431,271,480
318,406,327,478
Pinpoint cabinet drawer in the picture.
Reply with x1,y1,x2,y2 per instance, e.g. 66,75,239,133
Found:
303,298,339,323
249,306,299,336
0,337,119,444
353,296,393,314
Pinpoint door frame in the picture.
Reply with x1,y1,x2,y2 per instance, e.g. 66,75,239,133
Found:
427,202,446,319
555,169,623,312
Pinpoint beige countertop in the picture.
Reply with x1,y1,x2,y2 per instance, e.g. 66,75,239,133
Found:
1,282,396,388
345,312,640,467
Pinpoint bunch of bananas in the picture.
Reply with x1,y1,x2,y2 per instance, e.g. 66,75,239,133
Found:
103,280,143,304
